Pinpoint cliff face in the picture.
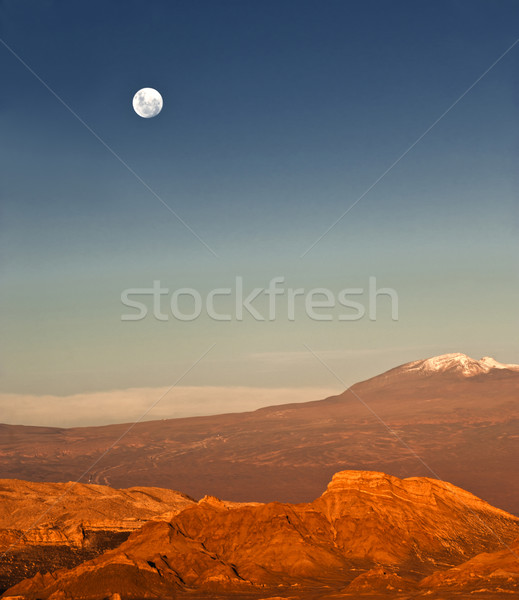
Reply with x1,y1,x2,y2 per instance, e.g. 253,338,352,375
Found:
3,470,518,600
313,471,518,565
0,479,195,537
0,479,196,592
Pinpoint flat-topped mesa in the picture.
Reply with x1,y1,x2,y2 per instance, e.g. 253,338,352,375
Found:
312,470,519,566
324,470,398,493
320,470,516,518
402,352,519,378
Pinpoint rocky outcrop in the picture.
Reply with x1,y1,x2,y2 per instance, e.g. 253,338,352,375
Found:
420,538,519,594
345,566,416,594
0,479,195,542
315,470,517,564
3,470,518,599
0,480,195,592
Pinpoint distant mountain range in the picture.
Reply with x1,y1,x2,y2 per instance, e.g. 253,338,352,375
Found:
1,470,518,599
0,352,518,514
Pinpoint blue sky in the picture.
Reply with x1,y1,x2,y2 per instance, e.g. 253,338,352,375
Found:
0,1,517,422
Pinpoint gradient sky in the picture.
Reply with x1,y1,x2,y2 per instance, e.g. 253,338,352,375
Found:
1,1,518,424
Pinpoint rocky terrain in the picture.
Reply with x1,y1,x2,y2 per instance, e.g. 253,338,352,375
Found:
0,353,518,514
0,479,196,592
421,538,519,593
2,470,518,599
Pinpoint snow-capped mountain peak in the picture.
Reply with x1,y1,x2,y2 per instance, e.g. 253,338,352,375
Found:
402,353,519,377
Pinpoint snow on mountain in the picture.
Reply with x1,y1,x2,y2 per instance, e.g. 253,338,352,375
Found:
401,352,519,377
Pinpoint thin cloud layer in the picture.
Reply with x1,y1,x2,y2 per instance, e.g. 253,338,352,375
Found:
0,385,341,428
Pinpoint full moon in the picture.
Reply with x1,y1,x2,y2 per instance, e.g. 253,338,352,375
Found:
132,88,163,118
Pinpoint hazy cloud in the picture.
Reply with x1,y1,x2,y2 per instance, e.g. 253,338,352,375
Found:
0,385,341,428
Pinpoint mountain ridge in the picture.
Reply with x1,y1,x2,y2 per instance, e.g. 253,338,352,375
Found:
0,353,517,513
2,470,518,599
